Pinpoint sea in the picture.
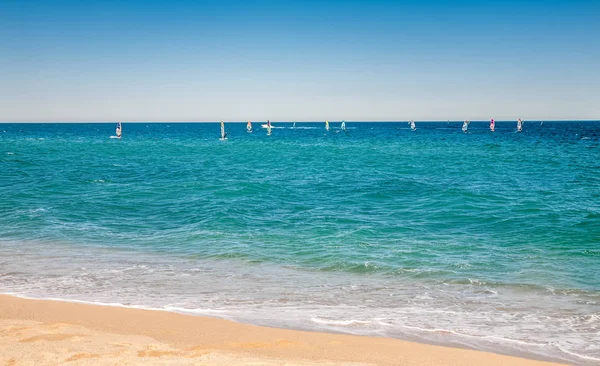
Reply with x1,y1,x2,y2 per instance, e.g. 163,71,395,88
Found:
1,121,599,364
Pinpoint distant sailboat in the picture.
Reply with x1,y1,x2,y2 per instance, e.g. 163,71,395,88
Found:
247,121,252,133
540,121,544,126
490,118,495,132
293,121,296,129
462,120,469,133
220,121,228,140
410,120,416,131
341,120,346,132
266,120,272,136
111,122,122,139
325,120,330,131
517,118,523,132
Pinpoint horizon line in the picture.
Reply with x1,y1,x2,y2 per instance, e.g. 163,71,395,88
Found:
1,120,599,124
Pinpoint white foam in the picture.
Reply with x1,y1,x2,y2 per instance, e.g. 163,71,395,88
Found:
2,292,228,318
311,318,372,326
399,324,548,346
468,278,486,285
163,306,231,315
556,346,600,362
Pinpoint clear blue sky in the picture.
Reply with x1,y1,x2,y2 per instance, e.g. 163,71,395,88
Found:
1,0,598,122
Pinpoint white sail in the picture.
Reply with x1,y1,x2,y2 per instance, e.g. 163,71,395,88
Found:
115,122,122,138
462,120,469,132
293,122,296,129
325,120,330,131
267,120,272,135
220,121,226,140
410,120,416,131
341,120,346,131
246,121,252,132
517,119,523,132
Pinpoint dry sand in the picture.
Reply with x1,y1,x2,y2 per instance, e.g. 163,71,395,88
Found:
0,294,563,365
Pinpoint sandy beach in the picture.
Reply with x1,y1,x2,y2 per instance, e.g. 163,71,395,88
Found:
0,295,564,365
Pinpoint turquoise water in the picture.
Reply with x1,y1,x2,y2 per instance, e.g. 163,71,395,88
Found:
1,122,599,364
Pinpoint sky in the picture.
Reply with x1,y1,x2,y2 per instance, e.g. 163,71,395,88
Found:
1,0,599,122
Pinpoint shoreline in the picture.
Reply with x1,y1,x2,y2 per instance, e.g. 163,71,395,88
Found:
0,294,564,365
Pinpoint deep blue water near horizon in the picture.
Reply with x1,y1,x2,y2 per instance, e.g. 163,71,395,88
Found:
1,122,599,364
